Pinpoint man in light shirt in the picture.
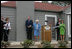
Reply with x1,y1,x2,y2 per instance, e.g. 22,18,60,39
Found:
3,17,11,42
45,21,51,30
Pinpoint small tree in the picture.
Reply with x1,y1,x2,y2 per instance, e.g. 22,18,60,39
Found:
21,40,33,48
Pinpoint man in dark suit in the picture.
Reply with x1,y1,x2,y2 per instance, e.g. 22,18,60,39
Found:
56,18,61,41
1,16,6,41
25,16,33,40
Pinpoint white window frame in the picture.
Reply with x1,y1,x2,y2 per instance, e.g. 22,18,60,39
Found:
45,15,57,25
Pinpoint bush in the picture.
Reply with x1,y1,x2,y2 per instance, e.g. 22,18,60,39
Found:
21,40,33,48
58,41,68,48
41,41,52,48
64,40,68,44
1,41,10,48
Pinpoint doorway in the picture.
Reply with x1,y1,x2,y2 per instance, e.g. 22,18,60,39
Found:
45,15,57,40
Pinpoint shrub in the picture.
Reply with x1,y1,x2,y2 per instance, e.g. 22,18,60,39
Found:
41,41,52,48
58,41,68,48
21,40,33,48
1,41,10,48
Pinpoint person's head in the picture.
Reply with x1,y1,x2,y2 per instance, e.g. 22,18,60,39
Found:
62,20,64,24
5,17,9,23
1,16,4,21
45,20,48,25
35,19,39,24
28,16,30,20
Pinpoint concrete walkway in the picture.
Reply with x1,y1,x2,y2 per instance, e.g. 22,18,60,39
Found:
5,41,71,48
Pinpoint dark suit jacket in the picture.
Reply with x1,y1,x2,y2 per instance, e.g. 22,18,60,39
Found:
56,22,60,34
1,20,6,30
25,20,33,31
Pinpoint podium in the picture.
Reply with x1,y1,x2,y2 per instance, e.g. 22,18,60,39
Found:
41,25,51,42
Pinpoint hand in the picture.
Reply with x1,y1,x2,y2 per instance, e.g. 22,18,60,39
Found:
30,25,31,27
28,25,31,28
28,26,30,28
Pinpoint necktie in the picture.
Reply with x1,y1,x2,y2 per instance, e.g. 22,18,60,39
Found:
6,23,8,30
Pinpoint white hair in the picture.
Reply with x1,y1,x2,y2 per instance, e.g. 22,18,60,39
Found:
35,19,39,22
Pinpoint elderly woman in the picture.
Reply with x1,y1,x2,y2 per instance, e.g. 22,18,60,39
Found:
33,19,41,41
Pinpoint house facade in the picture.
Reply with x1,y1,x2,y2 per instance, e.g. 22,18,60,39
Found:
1,1,71,41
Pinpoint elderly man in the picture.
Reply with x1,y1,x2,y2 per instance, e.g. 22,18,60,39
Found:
25,16,33,40
33,19,41,41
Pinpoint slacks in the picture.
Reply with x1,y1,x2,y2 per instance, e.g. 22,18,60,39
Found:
57,30,60,41
4,29,9,42
1,29,4,41
27,29,32,40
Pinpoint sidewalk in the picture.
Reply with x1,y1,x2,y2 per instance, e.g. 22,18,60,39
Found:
6,40,71,48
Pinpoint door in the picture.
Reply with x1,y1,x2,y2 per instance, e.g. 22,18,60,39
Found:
45,15,57,40
47,17,56,40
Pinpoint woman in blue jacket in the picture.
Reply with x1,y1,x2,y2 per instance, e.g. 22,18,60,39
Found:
33,19,41,41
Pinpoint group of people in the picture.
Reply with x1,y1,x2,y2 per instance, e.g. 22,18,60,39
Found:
25,16,41,41
1,16,65,42
56,18,65,41
1,16,11,42
25,16,66,41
